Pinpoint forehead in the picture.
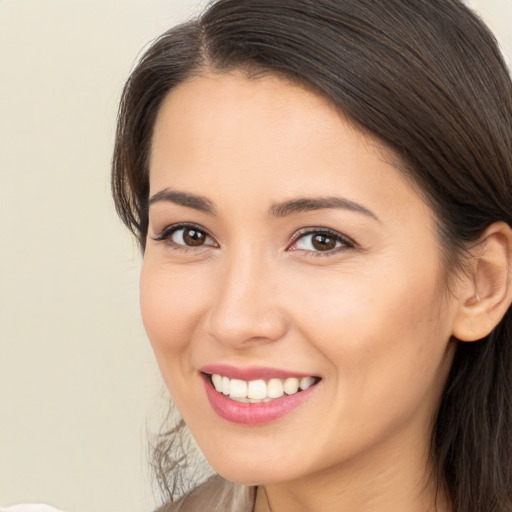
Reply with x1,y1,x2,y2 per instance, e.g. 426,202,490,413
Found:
151,70,347,158
149,71,428,223
151,72,384,177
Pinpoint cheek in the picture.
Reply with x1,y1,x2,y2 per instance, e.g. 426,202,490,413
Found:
139,261,208,369
288,262,452,402
289,275,454,463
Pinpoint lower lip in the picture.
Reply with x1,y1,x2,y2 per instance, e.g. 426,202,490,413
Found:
202,375,317,425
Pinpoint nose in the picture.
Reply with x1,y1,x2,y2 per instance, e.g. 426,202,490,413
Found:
206,248,288,349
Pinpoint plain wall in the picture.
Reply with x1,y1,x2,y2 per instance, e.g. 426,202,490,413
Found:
0,1,510,511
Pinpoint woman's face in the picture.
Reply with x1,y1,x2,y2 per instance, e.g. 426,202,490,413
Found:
141,71,460,485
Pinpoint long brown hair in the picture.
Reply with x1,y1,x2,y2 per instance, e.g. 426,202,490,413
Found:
112,1,512,510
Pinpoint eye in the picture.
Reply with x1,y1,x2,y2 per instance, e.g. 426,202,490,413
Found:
153,223,217,249
289,228,353,254
171,227,212,247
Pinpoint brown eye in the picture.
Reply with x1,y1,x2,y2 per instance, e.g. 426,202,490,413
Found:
153,225,216,248
311,234,337,251
182,228,207,246
291,229,352,254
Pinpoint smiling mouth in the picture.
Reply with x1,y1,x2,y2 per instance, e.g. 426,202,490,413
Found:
205,373,321,403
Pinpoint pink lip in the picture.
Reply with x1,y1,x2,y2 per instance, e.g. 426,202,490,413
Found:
200,364,314,381
200,370,320,425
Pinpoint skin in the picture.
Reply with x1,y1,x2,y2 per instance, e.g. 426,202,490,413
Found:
141,71,462,512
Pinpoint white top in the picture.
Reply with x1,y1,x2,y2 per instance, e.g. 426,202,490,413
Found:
0,506,63,512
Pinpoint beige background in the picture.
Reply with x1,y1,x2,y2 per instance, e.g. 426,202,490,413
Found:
0,1,510,511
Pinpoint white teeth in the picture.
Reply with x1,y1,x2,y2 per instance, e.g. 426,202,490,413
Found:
222,376,230,395
229,379,248,398
247,379,267,399
210,374,317,401
283,377,300,395
267,378,284,398
212,374,223,392
230,396,272,403
300,376,315,390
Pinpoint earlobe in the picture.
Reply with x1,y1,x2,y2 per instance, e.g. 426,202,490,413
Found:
452,222,512,342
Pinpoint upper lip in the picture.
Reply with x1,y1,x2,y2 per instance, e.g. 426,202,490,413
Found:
200,364,318,381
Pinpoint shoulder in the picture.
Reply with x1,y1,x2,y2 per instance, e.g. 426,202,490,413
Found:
155,475,255,512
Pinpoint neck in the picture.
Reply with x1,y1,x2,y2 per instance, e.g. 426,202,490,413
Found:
254,433,451,512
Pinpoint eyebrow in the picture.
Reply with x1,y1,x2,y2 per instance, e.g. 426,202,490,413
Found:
270,197,380,222
148,188,379,222
148,189,216,214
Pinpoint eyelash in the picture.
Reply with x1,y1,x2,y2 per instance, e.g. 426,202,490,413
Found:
152,223,217,252
288,228,355,257
152,223,355,256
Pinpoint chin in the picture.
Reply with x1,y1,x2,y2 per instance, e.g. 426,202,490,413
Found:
200,443,311,487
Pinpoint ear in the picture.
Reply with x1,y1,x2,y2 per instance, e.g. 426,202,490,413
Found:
452,221,512,342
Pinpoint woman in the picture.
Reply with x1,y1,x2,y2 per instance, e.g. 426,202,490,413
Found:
3,2,510,512
110,0,512,511
4,1,510,511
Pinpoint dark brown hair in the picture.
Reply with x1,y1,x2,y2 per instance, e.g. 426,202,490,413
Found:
112,1,512,510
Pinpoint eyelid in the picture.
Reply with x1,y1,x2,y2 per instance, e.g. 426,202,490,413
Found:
287,227,356,254
151,223,355,255
152,222,218,248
